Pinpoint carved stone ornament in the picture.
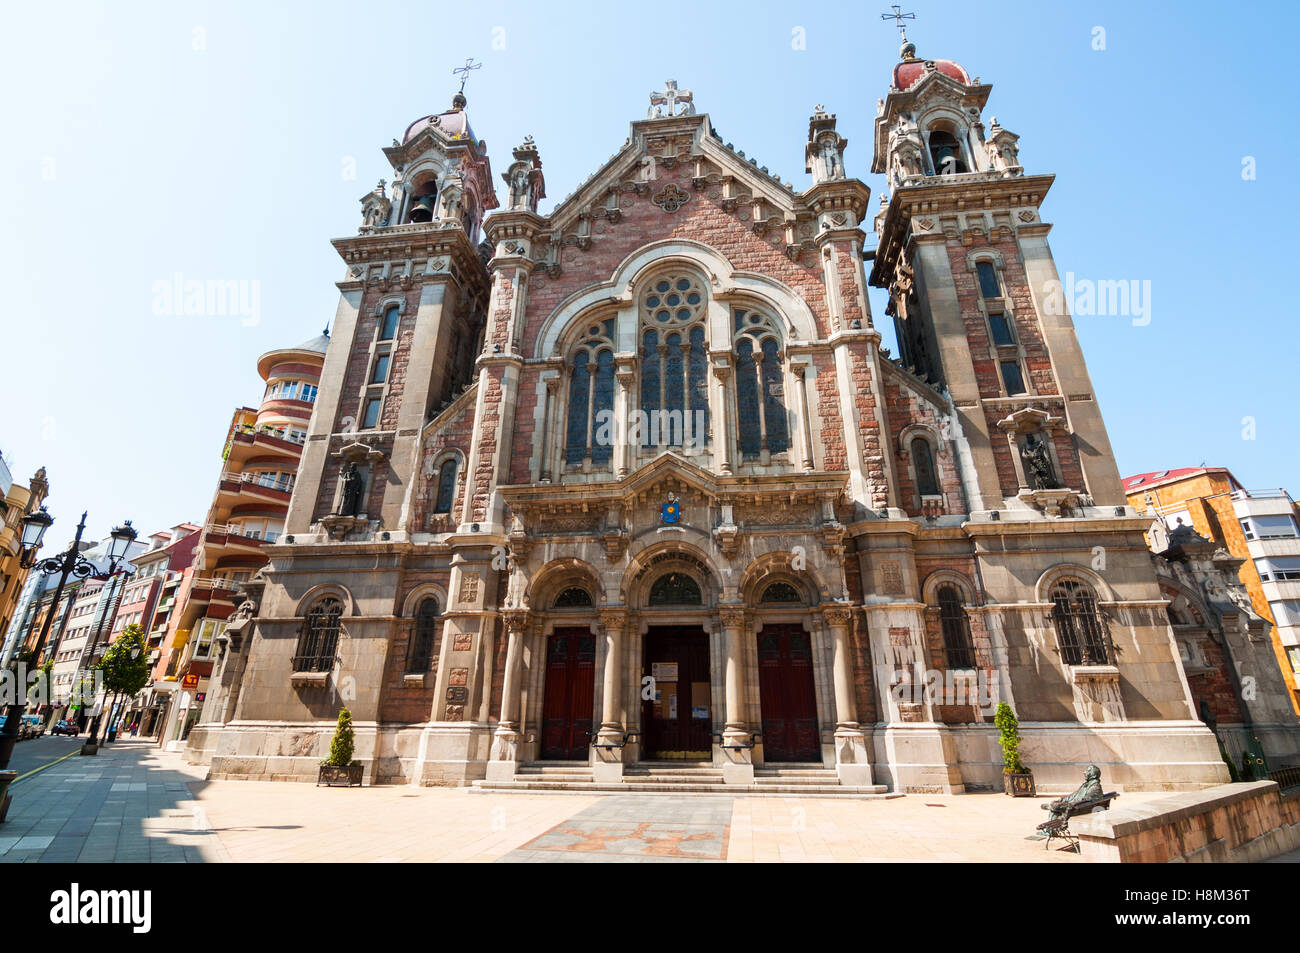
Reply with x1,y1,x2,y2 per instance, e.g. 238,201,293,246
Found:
652,183,690,214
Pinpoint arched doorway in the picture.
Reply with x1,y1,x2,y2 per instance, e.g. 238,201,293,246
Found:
641,570,711,759
754,582,820,763
540,625,596,760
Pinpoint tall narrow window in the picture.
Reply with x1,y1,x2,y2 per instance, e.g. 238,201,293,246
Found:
434,460,457,513
936,585,975,669
988,311,1015,346
362,396,383,429
912,436,940,496
407,597,440,673
371,354,390,384
734,308,789,457
563,319,616,466
293,596,343,672
639,275,707,451
379,305,400,340
976,262,1001,298
1000,360,1026,395
1051,580,1109,665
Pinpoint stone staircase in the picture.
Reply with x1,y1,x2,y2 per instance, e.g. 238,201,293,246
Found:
471,761,897,797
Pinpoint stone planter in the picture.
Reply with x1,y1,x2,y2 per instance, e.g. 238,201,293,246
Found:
317,763,363,787
0,770,17,823
1004,771,1036,797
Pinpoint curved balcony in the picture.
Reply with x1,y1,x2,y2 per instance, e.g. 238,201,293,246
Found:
223,426,305,467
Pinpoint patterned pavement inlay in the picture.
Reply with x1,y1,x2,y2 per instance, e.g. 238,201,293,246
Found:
501,796,733,863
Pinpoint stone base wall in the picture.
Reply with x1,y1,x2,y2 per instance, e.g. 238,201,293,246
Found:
1075,780,1300,863
200,720,493,786
940,721,1230,793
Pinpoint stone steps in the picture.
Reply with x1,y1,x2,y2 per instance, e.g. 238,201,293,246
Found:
471,778,894,796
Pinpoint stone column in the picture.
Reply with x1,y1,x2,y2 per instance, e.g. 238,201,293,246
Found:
538,376,558,483
593,608,628,781
486,608,530,781
719,607,754,784
825,605,873,785
792,361,815,470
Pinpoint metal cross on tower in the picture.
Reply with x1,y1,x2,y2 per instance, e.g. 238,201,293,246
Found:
452,57,481,95
881,5,916,41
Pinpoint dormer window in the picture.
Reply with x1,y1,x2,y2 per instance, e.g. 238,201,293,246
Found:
928,130,968,175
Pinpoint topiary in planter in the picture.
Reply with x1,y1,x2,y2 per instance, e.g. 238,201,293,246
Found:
317,707,362,787
995,702,1035,796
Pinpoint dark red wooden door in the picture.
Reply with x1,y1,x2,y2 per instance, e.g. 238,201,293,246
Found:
758,624,820,762
642,627,712,759
540,627,595,760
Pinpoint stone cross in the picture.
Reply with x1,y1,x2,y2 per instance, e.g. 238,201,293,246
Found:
649,80,694,119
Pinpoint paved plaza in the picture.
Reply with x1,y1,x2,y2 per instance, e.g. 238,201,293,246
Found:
0,739,1197,863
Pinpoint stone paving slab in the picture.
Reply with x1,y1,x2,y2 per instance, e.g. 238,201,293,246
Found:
0,741,1201,863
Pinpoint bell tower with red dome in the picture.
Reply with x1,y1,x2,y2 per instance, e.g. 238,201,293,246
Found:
869,40,1124,514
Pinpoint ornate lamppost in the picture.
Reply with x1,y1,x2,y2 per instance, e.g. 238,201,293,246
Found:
0,510,137,770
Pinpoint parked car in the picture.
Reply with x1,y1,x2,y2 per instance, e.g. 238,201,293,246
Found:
49,720,78,737
19,715,43,740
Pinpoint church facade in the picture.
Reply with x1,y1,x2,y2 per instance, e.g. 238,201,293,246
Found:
187,44,1230,793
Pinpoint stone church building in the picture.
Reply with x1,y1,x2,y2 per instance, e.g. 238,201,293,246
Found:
188,43,1232,793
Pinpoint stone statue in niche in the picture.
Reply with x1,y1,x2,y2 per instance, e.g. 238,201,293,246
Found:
820,134,844,179
889,113,925,186
339,462,364,516
1021,434,1061,490
507,165,531,209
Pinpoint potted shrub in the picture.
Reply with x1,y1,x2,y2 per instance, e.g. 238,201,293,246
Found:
317,707,363,787
995,702,1035,796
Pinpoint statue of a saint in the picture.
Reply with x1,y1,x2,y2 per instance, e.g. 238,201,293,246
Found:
1022,435,1060,490
339,463,363,516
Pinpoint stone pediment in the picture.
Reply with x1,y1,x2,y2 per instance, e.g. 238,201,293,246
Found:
537,110,812,241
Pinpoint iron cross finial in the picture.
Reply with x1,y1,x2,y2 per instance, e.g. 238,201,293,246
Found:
881,5,916,42
452,57,482,95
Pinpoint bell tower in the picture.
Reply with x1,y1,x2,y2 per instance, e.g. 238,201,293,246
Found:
869,40,1124,513
287,90,497,537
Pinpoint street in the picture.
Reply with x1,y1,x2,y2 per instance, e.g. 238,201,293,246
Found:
5,734,85,779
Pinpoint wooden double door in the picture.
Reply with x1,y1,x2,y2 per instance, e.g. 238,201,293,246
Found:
757,623,821,762
540,627,596,760
642,626,712,759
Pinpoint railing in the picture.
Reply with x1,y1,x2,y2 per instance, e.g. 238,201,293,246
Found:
1271,766,1300,793
1232,488,1294,502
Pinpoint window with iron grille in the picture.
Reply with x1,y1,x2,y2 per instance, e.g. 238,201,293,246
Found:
407,597,440,673
937,585,975,669
1051,580,1109,665
293,596,343,672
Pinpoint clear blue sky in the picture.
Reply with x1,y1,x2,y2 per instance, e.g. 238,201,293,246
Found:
2,0,1296,545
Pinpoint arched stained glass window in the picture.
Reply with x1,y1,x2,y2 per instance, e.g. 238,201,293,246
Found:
936,584,975,669
407,597,441,672
1051,580,1109,665
563,319,616,467
912,436,939,497
639,274,708,450
733,309,789,457
433,460,457,514
648,572,702,606
555,587,594,608
760,582,802,604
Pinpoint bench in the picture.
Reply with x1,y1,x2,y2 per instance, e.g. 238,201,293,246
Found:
1035,792,1120,851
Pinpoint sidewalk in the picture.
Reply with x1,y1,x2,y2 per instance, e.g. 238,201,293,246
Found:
0,740,229,863
0,740,1123,862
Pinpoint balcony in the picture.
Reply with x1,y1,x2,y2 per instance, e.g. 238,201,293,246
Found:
202,522,275,551
216,471,294,506
1232,489,1298,520
223,426,305,466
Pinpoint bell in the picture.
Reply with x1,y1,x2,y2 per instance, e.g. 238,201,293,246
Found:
409,193,437,222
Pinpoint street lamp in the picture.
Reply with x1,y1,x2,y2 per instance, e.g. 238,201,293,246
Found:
0,512,136,770
19,507,53,564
